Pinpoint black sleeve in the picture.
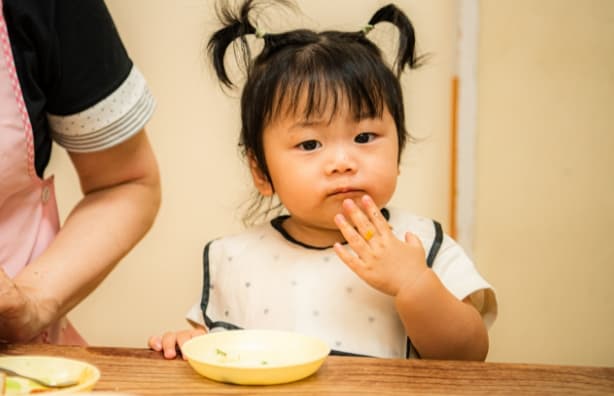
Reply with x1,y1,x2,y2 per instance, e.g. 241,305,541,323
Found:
3,0,133,175
48,0,133,115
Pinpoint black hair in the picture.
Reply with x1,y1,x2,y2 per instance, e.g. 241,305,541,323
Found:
208,0,421,224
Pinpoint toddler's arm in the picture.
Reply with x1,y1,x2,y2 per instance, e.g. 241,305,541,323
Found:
148,325,206,360
333,195,488,361
394,272,488,360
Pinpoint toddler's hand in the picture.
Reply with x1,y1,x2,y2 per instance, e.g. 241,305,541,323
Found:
333,195,428,296
148,327,206,360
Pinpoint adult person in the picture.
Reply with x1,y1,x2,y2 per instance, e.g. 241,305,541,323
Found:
0,0,161,344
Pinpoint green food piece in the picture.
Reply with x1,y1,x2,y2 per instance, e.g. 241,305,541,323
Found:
4,376,47,394
215,348,228,357
4,377,26,392
261,360,268,365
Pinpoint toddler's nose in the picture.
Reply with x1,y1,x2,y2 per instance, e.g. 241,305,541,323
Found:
326,147,357,174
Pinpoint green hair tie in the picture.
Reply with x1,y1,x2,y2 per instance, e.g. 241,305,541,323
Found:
255,27,266,39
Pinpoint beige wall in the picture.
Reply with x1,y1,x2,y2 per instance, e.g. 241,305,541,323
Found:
46,0,614,366
48,0,457,349
475,0,614,365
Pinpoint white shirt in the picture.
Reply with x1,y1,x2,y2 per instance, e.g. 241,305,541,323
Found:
186,208,497,358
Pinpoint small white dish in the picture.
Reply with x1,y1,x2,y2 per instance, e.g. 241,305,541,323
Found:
0,355,100,394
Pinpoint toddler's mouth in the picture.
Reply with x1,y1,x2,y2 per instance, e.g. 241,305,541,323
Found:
328,187,363,197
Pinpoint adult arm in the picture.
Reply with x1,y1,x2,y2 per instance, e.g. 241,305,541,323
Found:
0,130,160,342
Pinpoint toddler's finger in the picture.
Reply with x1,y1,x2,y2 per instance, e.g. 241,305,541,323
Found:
361,195,390,235
175,333,190,360
147,335,162,351
176,331,191,347
404,231,424,249
342,199,376,242
334,213,370,253
333,242,365,275
176,330,203,360
161,332,178,359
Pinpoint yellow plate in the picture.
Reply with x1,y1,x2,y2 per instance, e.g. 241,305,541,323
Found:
0,355,100,394
181,329,330,385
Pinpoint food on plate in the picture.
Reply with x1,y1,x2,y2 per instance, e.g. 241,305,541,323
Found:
2,375,50,394
0,356,99,395
213,346,271,366
182,329,330,385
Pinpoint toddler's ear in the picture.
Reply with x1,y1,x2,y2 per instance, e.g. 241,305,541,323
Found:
248,152,273,196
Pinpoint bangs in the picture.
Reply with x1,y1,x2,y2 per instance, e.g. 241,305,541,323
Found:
267,47,387,124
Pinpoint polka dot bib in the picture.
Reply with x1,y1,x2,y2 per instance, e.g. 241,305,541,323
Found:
193,208,496,358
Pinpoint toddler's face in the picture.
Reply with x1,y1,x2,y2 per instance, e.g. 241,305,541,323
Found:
252,99,400,245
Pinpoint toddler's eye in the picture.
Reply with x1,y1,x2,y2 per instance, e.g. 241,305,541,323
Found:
298,140,321,151
355,132,376,144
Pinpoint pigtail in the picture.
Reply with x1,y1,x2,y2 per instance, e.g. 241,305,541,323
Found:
366,4,421,76
208,0,298,88
207,0,258,87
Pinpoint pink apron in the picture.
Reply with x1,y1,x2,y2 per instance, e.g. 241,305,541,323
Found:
0,2,85,345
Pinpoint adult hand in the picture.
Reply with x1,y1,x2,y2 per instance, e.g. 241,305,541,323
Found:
0,268,46,342
333,195,428,296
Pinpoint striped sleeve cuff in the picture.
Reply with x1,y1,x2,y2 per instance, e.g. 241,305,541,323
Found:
48,66,156,153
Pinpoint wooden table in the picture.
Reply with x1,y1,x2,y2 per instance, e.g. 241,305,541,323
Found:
1,344,613,395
